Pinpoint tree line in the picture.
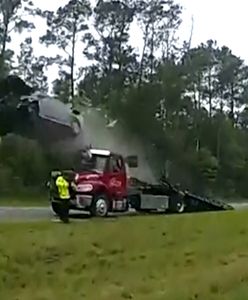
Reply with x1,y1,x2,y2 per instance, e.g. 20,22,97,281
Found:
0,0,248,198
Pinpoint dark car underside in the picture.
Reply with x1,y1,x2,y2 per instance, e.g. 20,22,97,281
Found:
0,75,84,147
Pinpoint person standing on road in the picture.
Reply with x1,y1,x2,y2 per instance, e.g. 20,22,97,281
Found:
54,173,72,223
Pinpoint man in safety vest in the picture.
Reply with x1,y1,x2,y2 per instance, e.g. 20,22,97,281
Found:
54,173,72,223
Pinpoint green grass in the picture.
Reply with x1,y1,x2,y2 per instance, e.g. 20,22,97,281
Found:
1,210,248,299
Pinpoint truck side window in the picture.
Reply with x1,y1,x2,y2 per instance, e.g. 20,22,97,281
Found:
110,156,123,173
117,157,124,171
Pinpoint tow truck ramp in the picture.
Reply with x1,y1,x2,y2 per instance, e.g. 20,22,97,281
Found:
183,192,234,212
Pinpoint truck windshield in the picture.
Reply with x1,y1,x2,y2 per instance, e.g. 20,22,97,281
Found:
78,154,107,173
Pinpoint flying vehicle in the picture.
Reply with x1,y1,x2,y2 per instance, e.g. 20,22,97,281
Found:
0,75,85,149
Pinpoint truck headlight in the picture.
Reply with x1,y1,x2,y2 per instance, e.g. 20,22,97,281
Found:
77,184,93,192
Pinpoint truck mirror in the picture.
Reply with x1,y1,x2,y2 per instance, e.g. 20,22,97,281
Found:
126,155,138,168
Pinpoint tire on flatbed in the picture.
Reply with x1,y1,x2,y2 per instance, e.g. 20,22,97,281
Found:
90,194,109,217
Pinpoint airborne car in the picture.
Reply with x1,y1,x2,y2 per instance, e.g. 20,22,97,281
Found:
0,75,84,144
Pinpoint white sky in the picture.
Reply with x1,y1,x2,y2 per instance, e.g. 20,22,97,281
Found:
11,0,248,86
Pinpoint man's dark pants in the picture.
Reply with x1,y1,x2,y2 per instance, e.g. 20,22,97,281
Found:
53,198,70,223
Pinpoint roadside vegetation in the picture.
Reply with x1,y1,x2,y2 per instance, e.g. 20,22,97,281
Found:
1,0,248,201
1,211,248,299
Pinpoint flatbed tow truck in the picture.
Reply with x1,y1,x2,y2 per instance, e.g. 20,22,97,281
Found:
49,147,233,217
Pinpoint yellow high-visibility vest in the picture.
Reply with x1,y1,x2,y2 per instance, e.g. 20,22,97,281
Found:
55,176,70,199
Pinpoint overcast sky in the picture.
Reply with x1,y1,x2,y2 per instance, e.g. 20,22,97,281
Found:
13,0,248,85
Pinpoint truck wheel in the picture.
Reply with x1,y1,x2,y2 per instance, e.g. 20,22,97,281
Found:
91,194,109,217
169,195,185,214
175,200,185,213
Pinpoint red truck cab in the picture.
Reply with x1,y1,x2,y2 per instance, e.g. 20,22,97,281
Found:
69,148,137,217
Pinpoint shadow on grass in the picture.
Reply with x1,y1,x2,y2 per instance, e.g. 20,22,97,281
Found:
68,210,194,221
67,208,233,223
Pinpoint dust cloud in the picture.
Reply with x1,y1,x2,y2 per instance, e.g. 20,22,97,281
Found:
82,108,156,183
51,107,156,183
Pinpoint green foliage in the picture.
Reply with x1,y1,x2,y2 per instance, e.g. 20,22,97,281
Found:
52,73,71,103
0,134,48,187
0,134,80,198
0,164,15,192
1,0,248,199
39,0,92,99
17,37,48,92
0,0,35,57
198,148,218,192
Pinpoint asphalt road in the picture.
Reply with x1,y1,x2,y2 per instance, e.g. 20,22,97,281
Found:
0,202,247,222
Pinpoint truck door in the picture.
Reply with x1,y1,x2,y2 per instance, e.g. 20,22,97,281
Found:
108,155,127,200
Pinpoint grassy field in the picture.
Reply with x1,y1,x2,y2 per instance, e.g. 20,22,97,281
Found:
1,210,248,299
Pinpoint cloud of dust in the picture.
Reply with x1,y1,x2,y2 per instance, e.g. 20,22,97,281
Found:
82,108,156,183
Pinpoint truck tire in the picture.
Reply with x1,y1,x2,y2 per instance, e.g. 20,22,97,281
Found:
91,194,109,217
168,195,185,214
175,200,185,213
